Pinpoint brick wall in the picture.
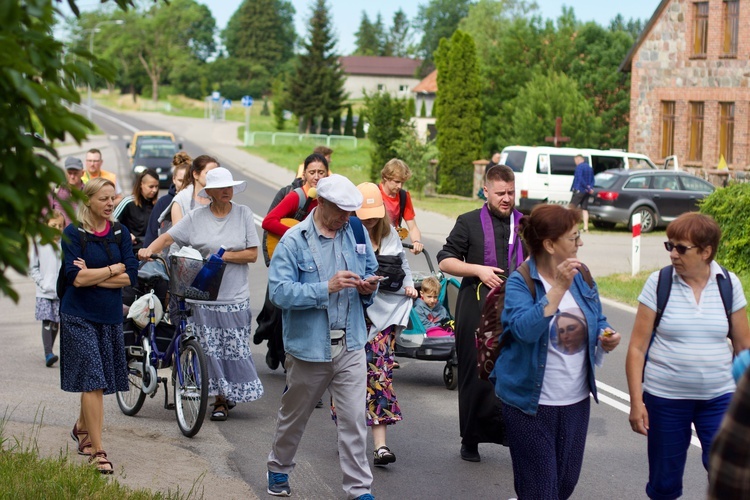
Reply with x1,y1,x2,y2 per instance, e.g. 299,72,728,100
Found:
628,0,750,171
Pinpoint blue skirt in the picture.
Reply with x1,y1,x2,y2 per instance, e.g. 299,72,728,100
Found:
60,313,128,394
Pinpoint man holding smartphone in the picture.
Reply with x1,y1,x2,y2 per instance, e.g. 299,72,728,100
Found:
265,174,379,500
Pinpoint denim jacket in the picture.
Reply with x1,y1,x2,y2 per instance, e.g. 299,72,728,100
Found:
492,257,610,415
268,213,378,362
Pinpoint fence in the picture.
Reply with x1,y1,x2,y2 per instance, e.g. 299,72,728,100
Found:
244,132,358,149
139,100,172,112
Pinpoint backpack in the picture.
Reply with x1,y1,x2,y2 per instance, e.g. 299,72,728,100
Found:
56,222,123,299
395,189,409,240
646,264,733,362
475,261,594,381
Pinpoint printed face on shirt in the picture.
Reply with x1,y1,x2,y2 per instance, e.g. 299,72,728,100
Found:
303,161,328,188
381,177,405,197
551,312,587,355
89,184,116,220
420,290,439,309
66,168,84,187
484,179,515,217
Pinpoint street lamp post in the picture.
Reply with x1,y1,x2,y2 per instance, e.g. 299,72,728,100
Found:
86,19,124,120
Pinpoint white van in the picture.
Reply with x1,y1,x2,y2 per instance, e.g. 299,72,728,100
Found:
498,146,659,213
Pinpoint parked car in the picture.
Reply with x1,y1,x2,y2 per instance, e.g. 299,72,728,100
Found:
499,146,660,213
131,139,179,188
127,130,180,159
587,169,715,233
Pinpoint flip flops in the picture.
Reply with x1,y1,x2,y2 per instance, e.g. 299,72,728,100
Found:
71,423,92,456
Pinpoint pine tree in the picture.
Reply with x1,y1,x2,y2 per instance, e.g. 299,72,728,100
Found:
331,113,341,135
288,0,346,133
420,100,427,117
387,9,414,58
261,96,271,116
344,104,354,135
353,12,380,56
365,91,409,181
435,30,482,196
355,114,365,138
407,98,416,117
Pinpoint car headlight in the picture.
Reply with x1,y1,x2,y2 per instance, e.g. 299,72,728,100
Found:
134,165,147,174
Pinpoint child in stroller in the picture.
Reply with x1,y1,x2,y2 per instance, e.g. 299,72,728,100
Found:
413,276,454,337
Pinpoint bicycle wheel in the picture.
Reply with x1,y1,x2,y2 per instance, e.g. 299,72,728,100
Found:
117,361,147,416
173,338,208,437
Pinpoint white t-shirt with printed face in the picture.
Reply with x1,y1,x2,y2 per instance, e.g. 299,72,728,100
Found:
538,275,590,406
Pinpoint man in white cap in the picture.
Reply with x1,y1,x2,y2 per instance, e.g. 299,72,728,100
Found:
266,174,379,500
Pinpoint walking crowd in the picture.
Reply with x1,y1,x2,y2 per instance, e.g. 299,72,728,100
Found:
34,144,750,499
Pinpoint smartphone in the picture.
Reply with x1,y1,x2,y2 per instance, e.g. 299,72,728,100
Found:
367,276,387,282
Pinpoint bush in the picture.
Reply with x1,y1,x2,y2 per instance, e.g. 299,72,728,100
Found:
699,183,750,274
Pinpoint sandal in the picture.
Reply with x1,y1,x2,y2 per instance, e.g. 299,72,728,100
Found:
89,450,114,475
210,401,228,421
71,423,92,456
373,445,396,466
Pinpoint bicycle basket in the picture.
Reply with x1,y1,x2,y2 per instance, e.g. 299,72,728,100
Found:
168,255,226,301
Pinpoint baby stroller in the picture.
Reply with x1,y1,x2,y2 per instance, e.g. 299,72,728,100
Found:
395,246,461,390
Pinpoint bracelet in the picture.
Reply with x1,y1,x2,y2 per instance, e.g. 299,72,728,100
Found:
107,265,113,277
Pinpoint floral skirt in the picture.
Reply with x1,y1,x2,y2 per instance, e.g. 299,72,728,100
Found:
365,326,402,426
35,297,60,323
189,299,264,403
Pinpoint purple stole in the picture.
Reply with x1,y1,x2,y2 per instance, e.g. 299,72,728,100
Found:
479,204,523,273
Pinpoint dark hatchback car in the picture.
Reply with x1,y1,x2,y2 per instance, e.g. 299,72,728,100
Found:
131,138,179,188
588,169,715,233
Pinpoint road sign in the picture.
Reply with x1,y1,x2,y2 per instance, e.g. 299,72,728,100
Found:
211,91,221,101
222,98,232,110
631,213,641,276
241,95,254,107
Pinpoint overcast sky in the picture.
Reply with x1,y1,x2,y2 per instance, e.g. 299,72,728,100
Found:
62,0,659,54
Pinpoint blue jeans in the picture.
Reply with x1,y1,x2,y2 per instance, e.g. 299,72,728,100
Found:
643,391,733,500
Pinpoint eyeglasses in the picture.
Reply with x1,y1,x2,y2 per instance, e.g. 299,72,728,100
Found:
664,241,698,254
565,233,581,244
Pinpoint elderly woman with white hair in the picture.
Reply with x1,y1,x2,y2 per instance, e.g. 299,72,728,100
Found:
139,167,264,421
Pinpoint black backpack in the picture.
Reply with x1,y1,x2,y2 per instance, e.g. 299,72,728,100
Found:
56,223,123,299
375,254,406,292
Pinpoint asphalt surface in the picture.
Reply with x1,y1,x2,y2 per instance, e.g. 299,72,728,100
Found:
0,104,711,499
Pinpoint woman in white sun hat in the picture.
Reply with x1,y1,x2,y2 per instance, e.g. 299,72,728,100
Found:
139,167,264,421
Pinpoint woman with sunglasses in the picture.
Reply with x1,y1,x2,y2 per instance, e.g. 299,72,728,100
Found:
626,212,750,500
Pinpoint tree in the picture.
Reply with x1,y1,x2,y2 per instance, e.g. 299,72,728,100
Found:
355,114,365,138
0,0,155,302
331,113,341,135
353,11,382,56
420,100,427,117
435,30,482,196
386,9,415,58
415,0,472,74
507,71,601,147
344,104,354,136
287,0,346,133
222,0,296,93
364,91,409,181
393,125,438,199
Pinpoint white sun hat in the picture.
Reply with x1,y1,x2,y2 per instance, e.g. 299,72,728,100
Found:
198,167,247,198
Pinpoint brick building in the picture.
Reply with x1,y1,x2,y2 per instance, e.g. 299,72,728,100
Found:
620,0,750,173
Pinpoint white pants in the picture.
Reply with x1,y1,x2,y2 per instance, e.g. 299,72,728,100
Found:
267,345,373,499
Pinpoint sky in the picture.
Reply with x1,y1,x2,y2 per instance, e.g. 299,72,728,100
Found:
63,0,659,54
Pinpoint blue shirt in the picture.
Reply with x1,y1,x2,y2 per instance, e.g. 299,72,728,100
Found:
571,161,594,193
60,222,139,324
492,257,611,415
268,210,379,362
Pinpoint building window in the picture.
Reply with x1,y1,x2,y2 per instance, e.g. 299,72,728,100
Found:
719,102,735,163
661,101,676,158
377,84,385,92
399,84,409,93
688,102,704,161
693,2,709,57
723,1,739,57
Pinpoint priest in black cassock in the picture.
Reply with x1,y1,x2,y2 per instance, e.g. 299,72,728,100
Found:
437,165,526,462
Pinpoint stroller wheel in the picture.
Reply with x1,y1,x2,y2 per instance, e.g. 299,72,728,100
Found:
443,362,458,390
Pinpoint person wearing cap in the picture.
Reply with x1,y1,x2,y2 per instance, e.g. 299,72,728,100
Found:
265,174,379,499
82,148,123,205
139,167,264,421
355,182,417,468
51,156,86,226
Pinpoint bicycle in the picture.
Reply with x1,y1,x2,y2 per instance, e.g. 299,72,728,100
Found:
116,254,219,437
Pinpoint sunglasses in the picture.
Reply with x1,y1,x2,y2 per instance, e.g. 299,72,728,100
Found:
664,241,698,254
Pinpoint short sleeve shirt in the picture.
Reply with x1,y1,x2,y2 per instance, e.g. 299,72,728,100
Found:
638,261,747,399
379,186,415,227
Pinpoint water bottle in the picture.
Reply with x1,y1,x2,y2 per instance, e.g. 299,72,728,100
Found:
190,246,226,292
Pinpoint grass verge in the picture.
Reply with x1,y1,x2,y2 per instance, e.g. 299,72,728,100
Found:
0,410,197,499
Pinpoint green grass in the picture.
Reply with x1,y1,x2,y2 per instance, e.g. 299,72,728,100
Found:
0,416,196,499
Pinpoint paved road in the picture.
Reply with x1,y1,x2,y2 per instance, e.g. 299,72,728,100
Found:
1,105,710,499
